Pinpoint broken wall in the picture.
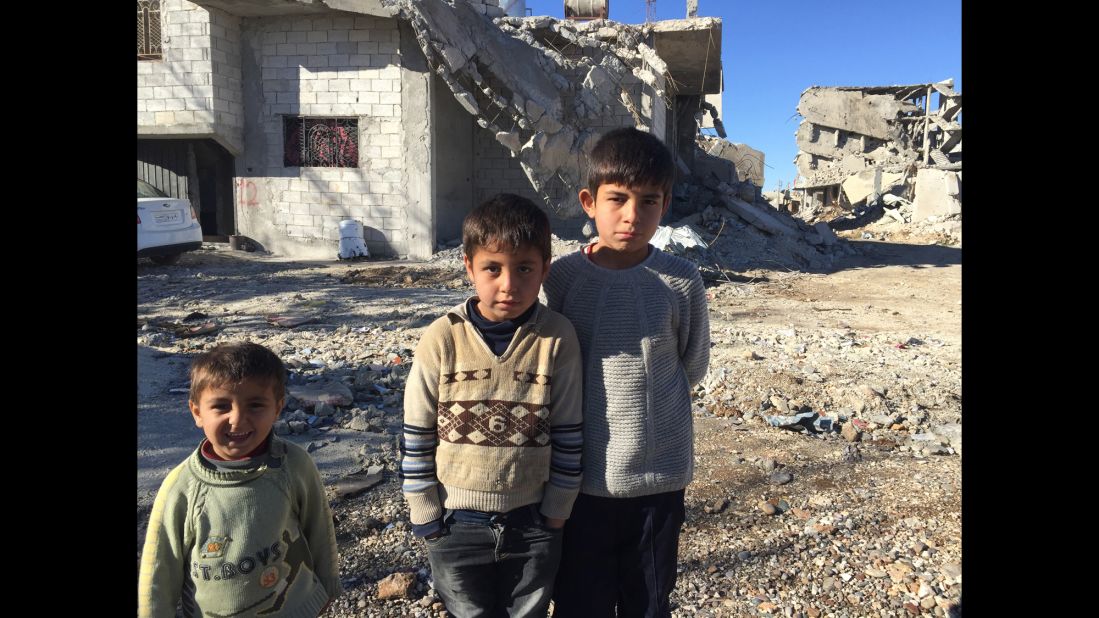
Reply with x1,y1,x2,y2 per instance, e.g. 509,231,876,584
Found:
792,80,961,219
390,0,674,217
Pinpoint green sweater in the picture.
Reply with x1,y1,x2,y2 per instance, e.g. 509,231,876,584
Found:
400,301,584,525
138,436,340,617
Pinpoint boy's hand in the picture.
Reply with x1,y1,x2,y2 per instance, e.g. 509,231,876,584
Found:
543,516,566,529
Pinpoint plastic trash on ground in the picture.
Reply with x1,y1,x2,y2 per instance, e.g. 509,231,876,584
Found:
651,225,709,254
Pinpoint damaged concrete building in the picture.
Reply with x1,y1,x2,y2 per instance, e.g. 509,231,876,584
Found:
139,0,820,263
789,79,962,223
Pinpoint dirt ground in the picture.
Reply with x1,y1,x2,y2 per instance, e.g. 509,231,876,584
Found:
137,231,960,617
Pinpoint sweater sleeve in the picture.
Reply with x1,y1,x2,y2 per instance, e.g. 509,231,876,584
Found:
540,318,584,520
400,320,446,525
679,269,711,388
137,463,190,618
294,451,342,600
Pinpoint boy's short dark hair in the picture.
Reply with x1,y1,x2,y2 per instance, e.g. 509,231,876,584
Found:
587,127,676,198
462,193,552,261
189,342,286,403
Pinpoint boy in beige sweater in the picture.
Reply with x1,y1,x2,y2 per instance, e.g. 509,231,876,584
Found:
400,193,584,617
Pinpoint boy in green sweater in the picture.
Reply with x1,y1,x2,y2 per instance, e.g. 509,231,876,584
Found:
138,342,340,617
400,193,584,617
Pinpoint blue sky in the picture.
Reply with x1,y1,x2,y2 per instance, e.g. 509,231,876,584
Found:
519,0,962,190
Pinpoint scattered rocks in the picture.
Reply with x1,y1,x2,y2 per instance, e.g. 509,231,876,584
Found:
138,235,961,618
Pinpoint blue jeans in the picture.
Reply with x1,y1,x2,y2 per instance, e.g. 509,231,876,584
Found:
425,504,563,618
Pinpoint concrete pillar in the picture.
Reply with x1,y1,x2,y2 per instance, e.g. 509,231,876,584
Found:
400,20,435,260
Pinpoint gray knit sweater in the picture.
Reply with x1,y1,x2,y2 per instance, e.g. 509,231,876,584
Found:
543,248,710,497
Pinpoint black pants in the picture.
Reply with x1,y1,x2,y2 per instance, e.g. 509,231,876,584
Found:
552,490,686,618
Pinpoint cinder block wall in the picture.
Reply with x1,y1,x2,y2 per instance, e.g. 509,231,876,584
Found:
138,1,214,133
137,0,242,153
235,14,409,259
209,7,243,150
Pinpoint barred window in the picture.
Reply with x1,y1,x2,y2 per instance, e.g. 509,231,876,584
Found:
137,1,162,60
283,117,359,168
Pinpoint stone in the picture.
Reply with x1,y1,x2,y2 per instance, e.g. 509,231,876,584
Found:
903,602,920,615
704,498,729,514
289,420,309,434
887,561,914,583
841,423,862,442
376,571,416,600
288,382,354,408
273,420,291,435
759,501,777,515
737,551,752,561
868,413,897,427
940,563,961,582
314,402,336,417
865,568,888,578
769,471,793,485
347,415,372,432
912,168,962,222
769,396,790,414
933,422,962,453
331,469,385,500
759,458,777,473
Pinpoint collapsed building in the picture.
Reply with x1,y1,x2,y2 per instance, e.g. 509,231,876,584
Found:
785,80,962,224
138,0,842,269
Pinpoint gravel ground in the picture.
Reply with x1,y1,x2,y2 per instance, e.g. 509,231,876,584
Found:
138,219,960,617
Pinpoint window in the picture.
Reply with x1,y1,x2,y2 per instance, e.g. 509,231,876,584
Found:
283,117,359,168
137,1,162,60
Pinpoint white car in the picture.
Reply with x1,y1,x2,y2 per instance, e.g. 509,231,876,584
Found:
138,179,203,265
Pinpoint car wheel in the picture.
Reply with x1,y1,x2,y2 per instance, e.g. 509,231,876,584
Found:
150,253,183,266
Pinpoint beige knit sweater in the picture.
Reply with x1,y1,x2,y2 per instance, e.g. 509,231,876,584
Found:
400,301,584,525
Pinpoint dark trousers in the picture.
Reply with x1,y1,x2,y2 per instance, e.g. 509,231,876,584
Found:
551,490,686,618
426,504,563,618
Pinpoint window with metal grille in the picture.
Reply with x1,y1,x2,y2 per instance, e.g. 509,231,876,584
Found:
283,117,359,168
137,1,162,60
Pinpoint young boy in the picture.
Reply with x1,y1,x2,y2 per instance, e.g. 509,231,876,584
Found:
543,127,711,617
138,342,340,618
400,193,584,617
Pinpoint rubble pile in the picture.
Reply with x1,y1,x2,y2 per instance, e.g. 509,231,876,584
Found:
389,0,673,217
786,80,962,242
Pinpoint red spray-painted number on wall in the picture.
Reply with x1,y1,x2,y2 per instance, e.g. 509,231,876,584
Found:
238,180,259,207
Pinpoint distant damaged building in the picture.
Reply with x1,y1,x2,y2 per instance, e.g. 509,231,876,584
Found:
791,80,961,222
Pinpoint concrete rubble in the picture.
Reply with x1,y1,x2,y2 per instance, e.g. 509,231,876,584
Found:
383,0,845,271
387,0,672,217
785,79,962,232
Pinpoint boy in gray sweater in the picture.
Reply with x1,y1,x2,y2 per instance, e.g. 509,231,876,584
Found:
543,127,710,617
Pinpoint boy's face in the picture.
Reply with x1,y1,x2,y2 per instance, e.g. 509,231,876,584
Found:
189,378,284,460
463,242,550,322
580,182,670,267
